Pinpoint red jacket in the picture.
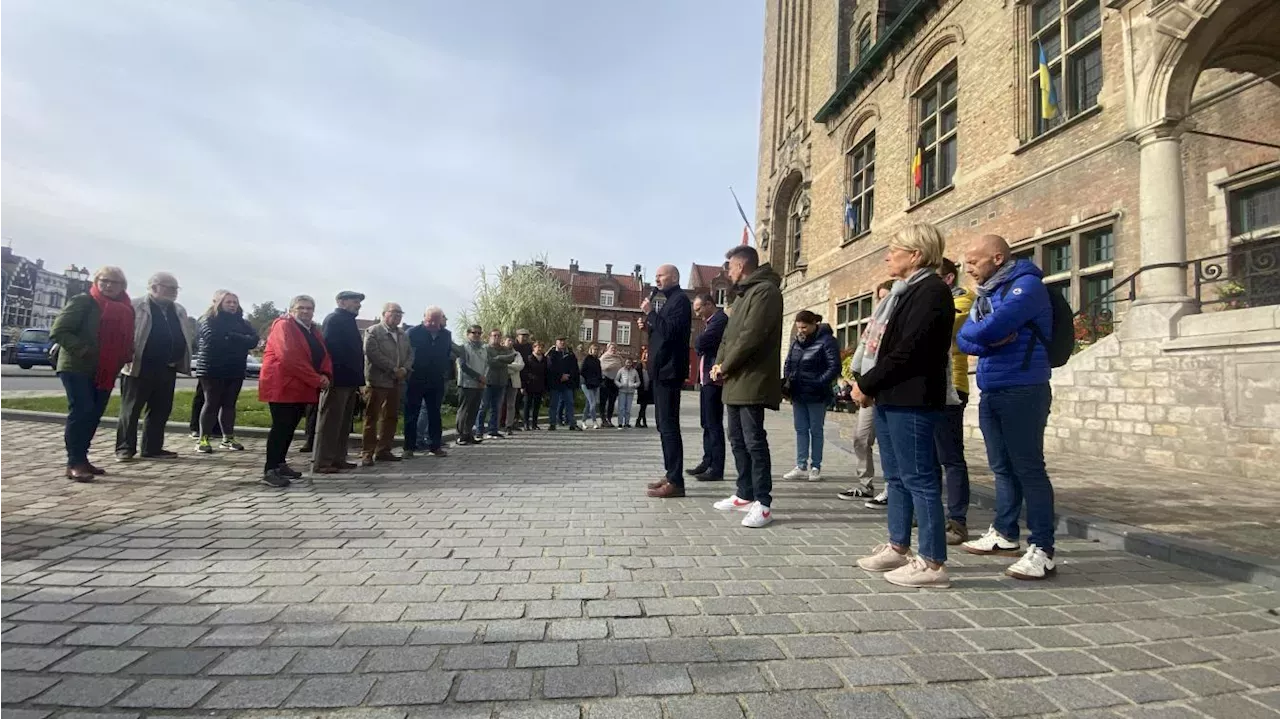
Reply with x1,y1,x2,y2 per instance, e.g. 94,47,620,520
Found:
258,316,332,404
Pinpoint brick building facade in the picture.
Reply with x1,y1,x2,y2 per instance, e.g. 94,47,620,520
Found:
754,0,1280,347
549,261,649,357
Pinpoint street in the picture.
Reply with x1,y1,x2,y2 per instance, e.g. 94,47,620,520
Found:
1,405,1278,718
1,367,250,397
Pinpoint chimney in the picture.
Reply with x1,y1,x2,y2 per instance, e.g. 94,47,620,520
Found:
605,263,613,276
633,264,641,277
36,258,44,269
722,261,730,271
569,259,579,273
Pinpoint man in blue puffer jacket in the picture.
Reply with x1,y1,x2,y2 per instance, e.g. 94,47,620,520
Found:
956,234,1057,581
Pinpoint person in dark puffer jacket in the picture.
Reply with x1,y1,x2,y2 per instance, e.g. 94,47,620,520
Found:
782,312,840,482
193,290,260,453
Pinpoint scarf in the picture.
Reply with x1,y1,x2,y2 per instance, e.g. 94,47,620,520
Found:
90,285,135,391
972,259,1020,322
852,267,933,376
599,350,624,380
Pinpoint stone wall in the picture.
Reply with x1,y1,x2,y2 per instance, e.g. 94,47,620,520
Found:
963,306,1280,479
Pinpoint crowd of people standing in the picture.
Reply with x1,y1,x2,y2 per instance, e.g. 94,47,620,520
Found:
50,223,1058,588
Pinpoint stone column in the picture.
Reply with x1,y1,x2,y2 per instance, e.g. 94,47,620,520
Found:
1123,122,1198,340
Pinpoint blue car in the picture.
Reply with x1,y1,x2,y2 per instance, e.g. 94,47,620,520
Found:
12,328,54,369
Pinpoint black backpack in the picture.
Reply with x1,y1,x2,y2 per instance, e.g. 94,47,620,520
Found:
1001,282,1074,369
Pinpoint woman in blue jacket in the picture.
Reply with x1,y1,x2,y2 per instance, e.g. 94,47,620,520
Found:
193,290,260,453
782,311,840,482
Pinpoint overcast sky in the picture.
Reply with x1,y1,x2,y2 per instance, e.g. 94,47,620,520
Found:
2,0,764,321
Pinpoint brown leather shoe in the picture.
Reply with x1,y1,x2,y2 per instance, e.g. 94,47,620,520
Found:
374,452,402,463
647,478,668,490
315,466,341,474
647,482,686,498
65,465,95,483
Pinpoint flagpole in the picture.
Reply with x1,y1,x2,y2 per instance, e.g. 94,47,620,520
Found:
729,187,757,243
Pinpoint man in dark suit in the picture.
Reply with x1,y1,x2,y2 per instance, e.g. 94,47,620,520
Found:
640,264,692,499
688,293,727,482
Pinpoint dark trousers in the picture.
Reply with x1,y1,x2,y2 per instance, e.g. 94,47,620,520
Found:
637,400,649,426
935,393,970,524
653,382,683,485
523,392,543,428
199,377,243,439
549,387,576,428
981,383,1055,554
116,367,177,456
456,387,484,440
728,404,772,506
314,385,358,468
266,402,307,471
190,380,223,435
698,384,726,475
302,403,318,448
404,382,445,451
60,371,112,467
601,379,618,422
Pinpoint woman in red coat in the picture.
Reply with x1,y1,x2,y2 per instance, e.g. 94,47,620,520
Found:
258,295,332,486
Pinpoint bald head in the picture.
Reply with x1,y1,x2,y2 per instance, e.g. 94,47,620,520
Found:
965,234,1012,284
655,264,680,290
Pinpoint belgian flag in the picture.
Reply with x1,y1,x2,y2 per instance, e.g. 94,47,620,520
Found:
911,134,925,190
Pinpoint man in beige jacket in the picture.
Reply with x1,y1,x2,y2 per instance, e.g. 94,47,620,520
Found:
361,302,413,464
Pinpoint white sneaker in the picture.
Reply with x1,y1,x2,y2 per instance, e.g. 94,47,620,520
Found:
593,419,601,430
808,467,822,482
782,466,808,480
864,490,888,509
856,543,911,572
713,495,754,512
1006,545,1056,580
884,556,952,589
741,503,773,528
961,526,1021,556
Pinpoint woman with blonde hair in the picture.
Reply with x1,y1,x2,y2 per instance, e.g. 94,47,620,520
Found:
258,295,332,487
851,223,957,589
193,289,260,453
50,266,135,481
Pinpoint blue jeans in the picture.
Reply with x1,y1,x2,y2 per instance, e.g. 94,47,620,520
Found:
476,384,506,434
60,372,112,467
936,395,970,523
617,392,635,425
980,383,1055,554
875,405,946,565
583,387,600,422
792,401,827,470
405,382,445,451
549,387,576,428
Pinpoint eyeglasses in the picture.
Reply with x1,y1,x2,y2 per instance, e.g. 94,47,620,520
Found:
157,284,179,291
97,279,124,286
467,330,481,335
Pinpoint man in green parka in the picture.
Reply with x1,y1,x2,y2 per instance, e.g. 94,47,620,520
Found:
710,245,784,529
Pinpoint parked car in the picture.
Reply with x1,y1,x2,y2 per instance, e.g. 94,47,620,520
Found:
11,328,54,369
245,354,262,379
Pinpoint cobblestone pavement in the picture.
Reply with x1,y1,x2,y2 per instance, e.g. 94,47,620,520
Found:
3,411,1280,718
826,410,1279,559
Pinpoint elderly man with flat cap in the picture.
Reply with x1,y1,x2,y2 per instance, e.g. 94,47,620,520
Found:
313,290,365,473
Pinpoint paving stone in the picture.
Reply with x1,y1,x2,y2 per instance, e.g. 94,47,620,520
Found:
285,675,377,707
543,666,618,699
617,664,693,696
1143,640,1220,665
1160,666,1249,696
454,669,533,702
49,649,146,674
766,660,845,690
962,683,1057,717
207,647,298,675
129,626,208,648
410,625,479,645
197,625,274,646
443,644,513,670
4,624,82,645
548,619,609,641
26,677,134,707
831,657,915,686
963,652,1051,679
662,695,744,719
515,641,578,667
1026,649,1113,675
2,675,61,703
580,641,649,665
1191,695,1280,719
484,620,548,643
1088,645,1173,671
643,638,717,663
270,624,347,646
1096,673,1189,703
817,689,907,717
740,692,826,719
201,678,302,709
363,646,442,672
583,698,661,719
890,686,986,718
340,623,414,646
289,648,369,674
610,618,669,639
115,648,223,675
687,663,771,693
2,647,74,671
115,678,217,708
1034,677,1128,710
367,672,455,705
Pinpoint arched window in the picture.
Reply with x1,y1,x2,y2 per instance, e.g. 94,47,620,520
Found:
856,19,873,64
836,0,859,79
788,191,805,271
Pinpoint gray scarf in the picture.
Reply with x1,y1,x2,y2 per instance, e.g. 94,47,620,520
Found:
852,267,934,376
973,259,1020,321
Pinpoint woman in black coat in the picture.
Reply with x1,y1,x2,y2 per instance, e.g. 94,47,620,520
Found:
193,290,260,452
636,346,653,428
521,342,550,430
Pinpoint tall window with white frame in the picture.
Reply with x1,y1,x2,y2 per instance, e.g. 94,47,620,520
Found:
834,293,875,351
1029,0,1102,136
1227,175,1280,307
599,289,615,307
579,319,594,343
915,65,958,201
787,192,804,271
616,321,632,346
845,132,875,239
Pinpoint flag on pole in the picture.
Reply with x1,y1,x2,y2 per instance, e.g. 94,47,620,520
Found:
1038,43,1060,120
729,186,755,245
844,196,857,231
741,225,749,246
911,135,925,190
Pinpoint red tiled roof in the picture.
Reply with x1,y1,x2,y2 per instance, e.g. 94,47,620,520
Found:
689,263,726,290
548,267,645,292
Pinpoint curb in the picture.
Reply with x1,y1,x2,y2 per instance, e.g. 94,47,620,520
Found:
825,430,1280,590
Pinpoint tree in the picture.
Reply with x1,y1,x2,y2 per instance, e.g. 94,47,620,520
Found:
461,259,582,344
246,301,284,340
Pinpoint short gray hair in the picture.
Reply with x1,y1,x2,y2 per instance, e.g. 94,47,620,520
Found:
424,305,444,318
289,294,316,310
148,272,178,289
382,302,403,314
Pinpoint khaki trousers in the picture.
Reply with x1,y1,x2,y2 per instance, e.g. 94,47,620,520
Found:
361,385,400,456
314,386,358,469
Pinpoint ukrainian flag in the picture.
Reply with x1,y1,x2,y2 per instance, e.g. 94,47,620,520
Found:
1038,44,1060,120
